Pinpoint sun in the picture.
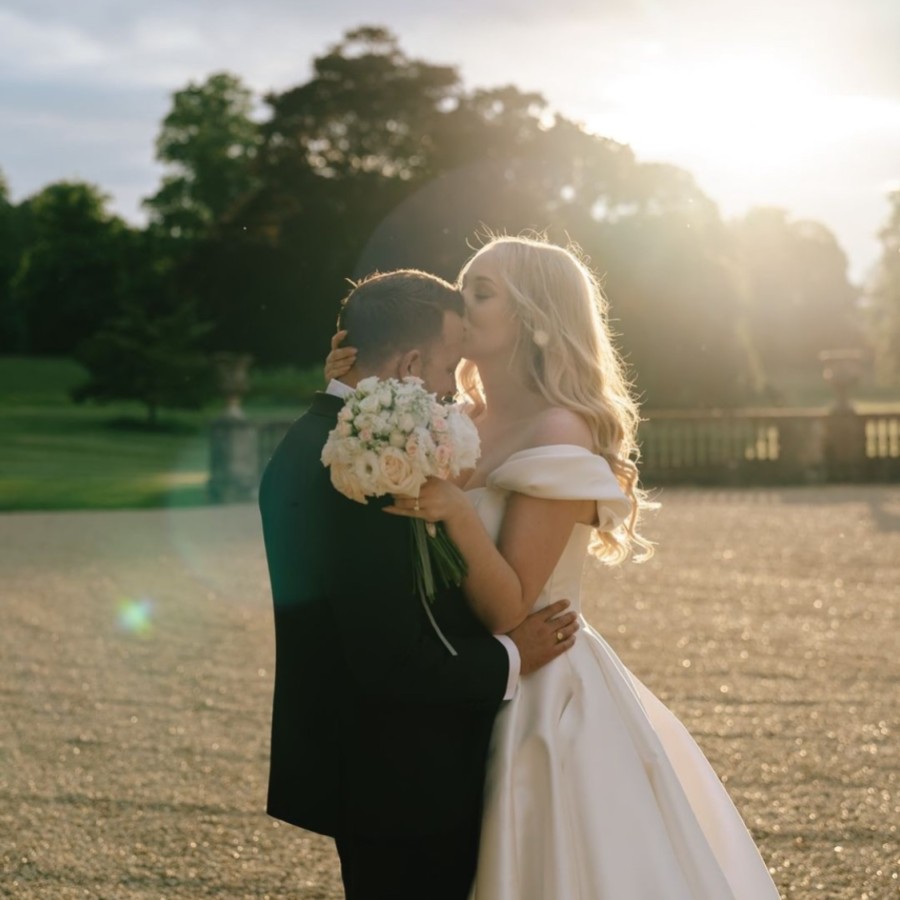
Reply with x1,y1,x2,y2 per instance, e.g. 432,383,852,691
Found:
598,52,833,175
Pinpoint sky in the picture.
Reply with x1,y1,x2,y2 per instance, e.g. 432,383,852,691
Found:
1,0,899,282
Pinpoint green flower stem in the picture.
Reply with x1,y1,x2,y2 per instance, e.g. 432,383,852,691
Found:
411,520,465,656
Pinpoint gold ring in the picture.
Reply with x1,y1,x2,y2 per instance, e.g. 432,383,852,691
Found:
414,500,420,511
556,631,565,643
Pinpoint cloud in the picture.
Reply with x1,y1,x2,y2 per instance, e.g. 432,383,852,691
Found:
0,9,109,73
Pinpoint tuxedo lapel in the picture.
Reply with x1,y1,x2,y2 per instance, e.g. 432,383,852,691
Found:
308,391,344,419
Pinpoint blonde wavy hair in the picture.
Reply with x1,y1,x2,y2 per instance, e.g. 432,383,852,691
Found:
456,233,655,563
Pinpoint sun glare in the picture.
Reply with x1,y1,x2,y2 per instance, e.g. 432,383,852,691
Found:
600,53,835,174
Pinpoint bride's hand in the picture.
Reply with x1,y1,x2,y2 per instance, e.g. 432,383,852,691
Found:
384,477,473,526
324,330,357,382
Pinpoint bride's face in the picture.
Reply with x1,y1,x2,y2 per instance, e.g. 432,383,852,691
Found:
460,248,519,362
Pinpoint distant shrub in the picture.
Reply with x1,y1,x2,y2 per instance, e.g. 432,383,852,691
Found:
247,365,324,407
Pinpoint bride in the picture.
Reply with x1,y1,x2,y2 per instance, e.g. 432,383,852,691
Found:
328,234,780,899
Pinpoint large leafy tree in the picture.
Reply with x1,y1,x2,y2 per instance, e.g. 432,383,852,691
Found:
867,189,900,382
165,26,878,408
0,170,28,351
190,26,752,408
731,207,861,389
144,71,260,243
10,181,134,354
72,300,215,425
185,27,472,364
586,164,752,408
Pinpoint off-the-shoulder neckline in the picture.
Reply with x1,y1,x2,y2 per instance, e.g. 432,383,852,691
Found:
464,444,608,493
497,443,600,463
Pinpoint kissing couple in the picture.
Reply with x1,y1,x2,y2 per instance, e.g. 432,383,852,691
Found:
258,234,780,899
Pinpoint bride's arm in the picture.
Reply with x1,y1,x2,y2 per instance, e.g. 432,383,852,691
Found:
459,491,589,633
385,413,595,634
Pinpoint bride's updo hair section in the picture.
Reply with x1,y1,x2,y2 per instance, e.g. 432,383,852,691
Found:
457,232,654,563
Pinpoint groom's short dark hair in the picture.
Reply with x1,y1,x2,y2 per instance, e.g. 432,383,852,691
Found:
337,269,464,368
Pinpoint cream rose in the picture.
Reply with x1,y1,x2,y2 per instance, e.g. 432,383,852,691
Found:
330,463,367,504
352,451,380,494
433,443,453,479
378,447,424,496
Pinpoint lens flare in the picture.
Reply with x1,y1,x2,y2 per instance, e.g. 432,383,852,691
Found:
116,597,154,635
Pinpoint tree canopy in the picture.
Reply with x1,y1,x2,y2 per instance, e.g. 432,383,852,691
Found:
867,189,900,382
0,26,881,409
9,181,135,354
144,71,261,243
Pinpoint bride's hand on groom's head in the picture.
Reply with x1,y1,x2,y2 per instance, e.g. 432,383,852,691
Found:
324,330,357,382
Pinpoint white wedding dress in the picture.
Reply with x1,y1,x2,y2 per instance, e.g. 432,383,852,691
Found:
468,445,780,900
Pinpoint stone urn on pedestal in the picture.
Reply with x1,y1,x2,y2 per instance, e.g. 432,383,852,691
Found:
208,353,258,502
819,349,866,480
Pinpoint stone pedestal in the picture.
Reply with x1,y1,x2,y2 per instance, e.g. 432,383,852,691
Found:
208,353,258,503
778,417,826,482
823,411,867,481
819,349,867,481
209,417,259,502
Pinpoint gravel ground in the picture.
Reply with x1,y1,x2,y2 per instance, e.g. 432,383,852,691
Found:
1,486,898,899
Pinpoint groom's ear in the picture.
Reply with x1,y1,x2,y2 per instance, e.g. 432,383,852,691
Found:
396,348,422,378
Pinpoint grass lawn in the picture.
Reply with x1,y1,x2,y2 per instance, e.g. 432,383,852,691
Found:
2,355,897,512
0,356,309,512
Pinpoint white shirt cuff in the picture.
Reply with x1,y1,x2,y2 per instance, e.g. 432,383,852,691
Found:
493,634,520,700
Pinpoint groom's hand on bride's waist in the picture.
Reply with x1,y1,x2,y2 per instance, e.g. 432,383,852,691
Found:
508,599,579,677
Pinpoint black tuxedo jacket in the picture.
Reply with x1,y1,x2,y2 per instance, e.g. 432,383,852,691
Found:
259,392,509,839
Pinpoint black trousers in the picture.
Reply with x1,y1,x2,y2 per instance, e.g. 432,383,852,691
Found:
335,821,480,900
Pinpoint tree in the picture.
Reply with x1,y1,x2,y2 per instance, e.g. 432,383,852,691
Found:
10,181,134,354
144,72,261,243
200,28,709,388
183,27,472,365
731,207,861,387
159,27,816,408
0,170,28,351
72,300,215,424
867,189,900,382
583,163,753,408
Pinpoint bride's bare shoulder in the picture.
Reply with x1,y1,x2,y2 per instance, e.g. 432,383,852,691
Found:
525,406,594,451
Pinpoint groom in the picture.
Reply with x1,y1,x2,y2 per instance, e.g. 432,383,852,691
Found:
258,269,578,900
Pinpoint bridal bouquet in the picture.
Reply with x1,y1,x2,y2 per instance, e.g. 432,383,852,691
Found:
321,376,480,654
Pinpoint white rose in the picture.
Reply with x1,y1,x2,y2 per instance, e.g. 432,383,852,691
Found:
377,384,393,407
371,414,391,435
353,451,381,495
417,427,436,454
389,430,406,448
446,409,481,468
378,447,425,497
321,437,338,467
330,463,367,504
359,394,381,414
397,413,416,433
357,376,380,395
